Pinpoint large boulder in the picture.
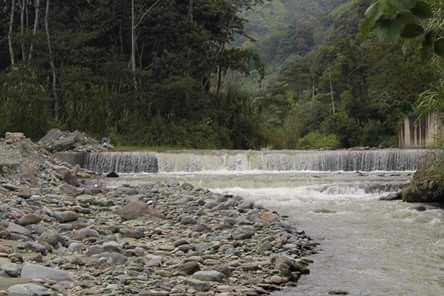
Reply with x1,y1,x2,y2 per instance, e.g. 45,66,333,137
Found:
20,263,73,282
38,129,107,153
402,160,444,203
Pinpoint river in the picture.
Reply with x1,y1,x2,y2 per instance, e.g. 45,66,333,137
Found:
85,150,444,296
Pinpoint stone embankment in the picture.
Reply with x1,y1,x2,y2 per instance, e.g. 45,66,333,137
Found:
0,132,316,296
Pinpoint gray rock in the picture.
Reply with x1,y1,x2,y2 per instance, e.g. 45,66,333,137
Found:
1,262,21,277
54,211,79,223
183,278,210,292
7,223,31,236
38,231,65,248
21,263,73,282
192,270,225,282
73,228,100,240
328,290,349,295
7,283,53,296
180,216,197,225
178,261,200,275
102,241,122,253
231,226,255,240
18,214,41,226
145,255,163,268
116,200,164,220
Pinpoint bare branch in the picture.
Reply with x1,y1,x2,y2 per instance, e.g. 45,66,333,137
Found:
134,0,161,29
8,0,16,65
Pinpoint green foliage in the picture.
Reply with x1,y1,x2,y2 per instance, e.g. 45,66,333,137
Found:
298,132,339,149
417,80,444,118
0,0,268,148
247,0,438,149
360,0,444,56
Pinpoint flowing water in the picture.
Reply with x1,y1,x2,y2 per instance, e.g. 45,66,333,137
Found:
92,150,444,296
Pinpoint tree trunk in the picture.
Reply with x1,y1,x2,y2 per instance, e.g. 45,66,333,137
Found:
28,0,40,61
188,0,193,23
20,0,26,63
8,0,16,66
131,0,137,89
329,71,335,115
45,0,59,120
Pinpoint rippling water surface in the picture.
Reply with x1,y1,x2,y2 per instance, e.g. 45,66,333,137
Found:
112,171,444,296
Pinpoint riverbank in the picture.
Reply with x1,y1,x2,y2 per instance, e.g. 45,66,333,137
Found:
0,134,316,295
402,159,444,203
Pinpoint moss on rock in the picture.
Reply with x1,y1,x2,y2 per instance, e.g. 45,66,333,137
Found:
402,160,444,203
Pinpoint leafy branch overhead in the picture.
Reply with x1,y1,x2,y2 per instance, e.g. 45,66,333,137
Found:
360,0,444,57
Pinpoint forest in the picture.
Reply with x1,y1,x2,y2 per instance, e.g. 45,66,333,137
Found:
0,0,443,149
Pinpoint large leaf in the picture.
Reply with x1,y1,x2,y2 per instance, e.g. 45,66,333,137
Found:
401,23,425,38
360,2,383,37
374,18,405,44
380,0,417,16
434,38,444,57
411,1,433,18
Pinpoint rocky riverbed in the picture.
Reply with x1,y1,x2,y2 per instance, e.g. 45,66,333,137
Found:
0,133,316,296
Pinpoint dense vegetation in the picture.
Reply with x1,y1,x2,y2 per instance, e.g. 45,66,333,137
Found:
239,0,440,148
0,0,443,149
0,0,266,148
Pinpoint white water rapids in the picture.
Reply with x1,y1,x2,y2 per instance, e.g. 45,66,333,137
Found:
96,150,444,296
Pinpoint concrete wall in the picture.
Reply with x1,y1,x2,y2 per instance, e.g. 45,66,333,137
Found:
400,112,442,148
54,152,87,167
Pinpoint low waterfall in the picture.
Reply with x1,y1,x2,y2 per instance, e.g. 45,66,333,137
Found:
84,152,158,173
83,149,441,173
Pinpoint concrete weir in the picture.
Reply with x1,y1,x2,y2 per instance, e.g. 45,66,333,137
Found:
54,152,88,168
54,149,442,174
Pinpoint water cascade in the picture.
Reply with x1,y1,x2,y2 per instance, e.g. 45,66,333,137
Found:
83,149,440,173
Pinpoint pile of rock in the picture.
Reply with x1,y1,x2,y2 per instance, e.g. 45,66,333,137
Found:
38,129,111,153
0,132,93,185
0,179,316,295
1,132,316,295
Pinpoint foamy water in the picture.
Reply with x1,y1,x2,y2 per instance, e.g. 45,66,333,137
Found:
106,170,444,296
210,182,444,296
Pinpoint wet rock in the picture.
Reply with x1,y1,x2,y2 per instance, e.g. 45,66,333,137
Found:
21,263,73,282
6,283,53,296
379,192,402,201
106,171,119,178
328,290,349,295
414,205,427,212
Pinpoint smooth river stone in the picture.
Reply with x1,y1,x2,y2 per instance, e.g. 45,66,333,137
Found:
7,283,53,296
21,263,73,282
